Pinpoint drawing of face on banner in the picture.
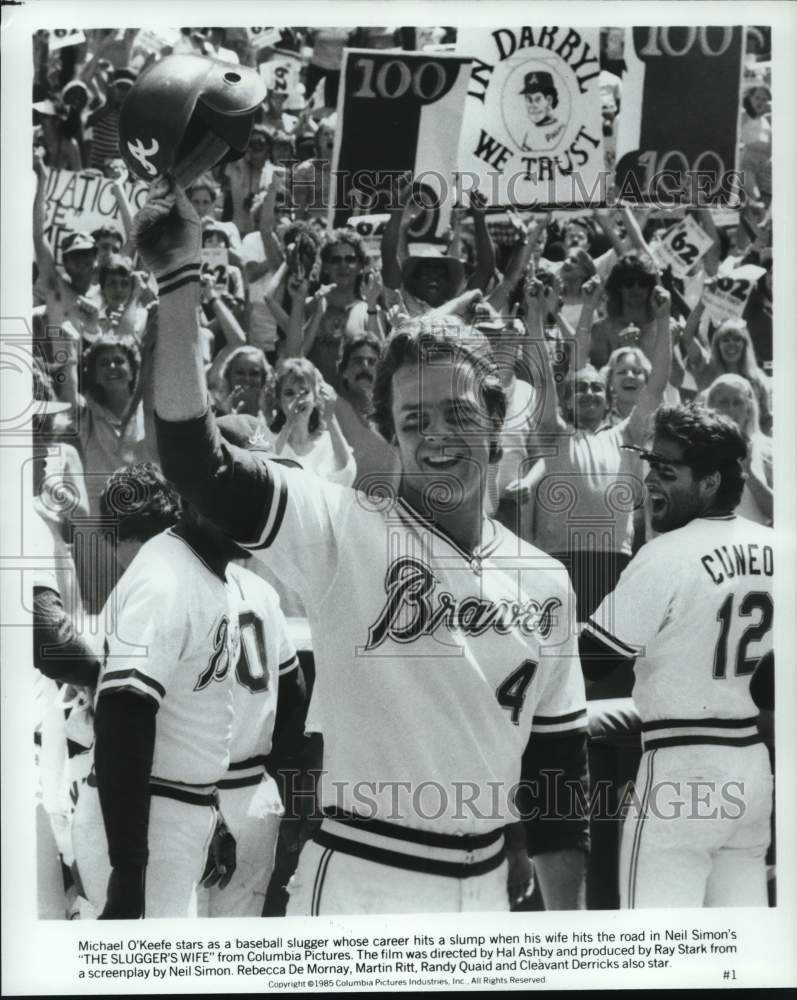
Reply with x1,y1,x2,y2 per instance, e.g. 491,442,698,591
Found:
457,27,604,207
503,61,571,153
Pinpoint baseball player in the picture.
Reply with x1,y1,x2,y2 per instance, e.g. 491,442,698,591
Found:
197,416,306,918
580,403,774,908
197,564,302,917
72,474,244,919
139,181,590,914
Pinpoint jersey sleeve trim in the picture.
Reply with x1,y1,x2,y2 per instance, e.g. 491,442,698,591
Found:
581,618,638,659
244,465,288,550
100,668,166,704
278,653,299,676
531,706,588,735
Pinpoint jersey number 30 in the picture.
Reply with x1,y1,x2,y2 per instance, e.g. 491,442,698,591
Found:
237,610,269,693
713,591,773,679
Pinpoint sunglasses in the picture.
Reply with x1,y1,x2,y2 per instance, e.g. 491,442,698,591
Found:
249,140,268,150
574,381,605,393
328,254,358,266
619,276,652,289
621,444,692,473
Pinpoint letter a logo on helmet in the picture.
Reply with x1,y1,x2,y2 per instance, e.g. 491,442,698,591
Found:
119,54,267,186
126,138,160,176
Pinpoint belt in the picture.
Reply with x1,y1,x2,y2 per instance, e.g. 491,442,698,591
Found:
641,716,761,750
218,754,268,790
86,771,217,808
315,808,506,879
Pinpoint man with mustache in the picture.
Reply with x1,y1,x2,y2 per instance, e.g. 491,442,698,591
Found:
333,332,400,493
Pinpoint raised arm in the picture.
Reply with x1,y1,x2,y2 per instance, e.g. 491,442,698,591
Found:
521,276,566,436
137,179,277,538
282,274,310,358
201,273,247,347
487,211,547,314
380,175,414,291
574,273,602,371
624,286,672,446
620,205,657,267
592,207,626,257
466,189,496,292
680,294,711,376
33,152,59,293
105,162,135,254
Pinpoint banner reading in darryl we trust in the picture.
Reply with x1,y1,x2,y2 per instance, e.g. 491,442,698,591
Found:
456,27,604,208
614,26,744,204
330,49,473,234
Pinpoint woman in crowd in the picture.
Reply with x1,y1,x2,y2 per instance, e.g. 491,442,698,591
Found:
73,334,156,514
187,176,243,258
603,345,652,425
682,312,772,435
705,373,772,525
214,345,277,432
270,357,356,486
740,84,772,207
588,252,662,367
95,254,152,340
223,124,274,237
295,230,385,386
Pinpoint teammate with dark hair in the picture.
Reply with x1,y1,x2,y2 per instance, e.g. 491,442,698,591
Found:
137,180,590,914
580,403,774,908
73,453,306,919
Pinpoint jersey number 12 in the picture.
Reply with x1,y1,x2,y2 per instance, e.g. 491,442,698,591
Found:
712,591,773,679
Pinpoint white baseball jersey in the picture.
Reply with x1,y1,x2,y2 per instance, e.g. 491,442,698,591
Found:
225,564,299,772
584,514,774,745
96,527,241,785
196,566,297,918
245,465,587,834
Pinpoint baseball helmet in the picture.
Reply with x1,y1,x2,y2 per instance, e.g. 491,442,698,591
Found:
118,55,267,187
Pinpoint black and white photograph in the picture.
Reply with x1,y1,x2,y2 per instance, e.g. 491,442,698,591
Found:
1,1,795,994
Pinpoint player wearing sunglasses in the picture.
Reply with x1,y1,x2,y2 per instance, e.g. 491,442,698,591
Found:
580,403,774,909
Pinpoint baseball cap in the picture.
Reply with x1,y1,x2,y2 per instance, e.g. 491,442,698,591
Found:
519,70,555,95
61,231,97,256
216,414,273,453
216,414,302,468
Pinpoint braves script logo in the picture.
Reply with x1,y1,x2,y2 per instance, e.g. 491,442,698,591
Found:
195,614,240,691
366,556,561,650
127,137,160,176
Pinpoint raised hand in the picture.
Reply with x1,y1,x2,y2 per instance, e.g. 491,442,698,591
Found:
468,188,488,216
651,285,671,320
363,269,383,310
523,275,545,312
132,175,201,277
580,273,602,308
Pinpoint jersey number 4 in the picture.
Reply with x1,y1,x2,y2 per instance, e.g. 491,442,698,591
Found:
496,660,538,725
713,591,773,679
